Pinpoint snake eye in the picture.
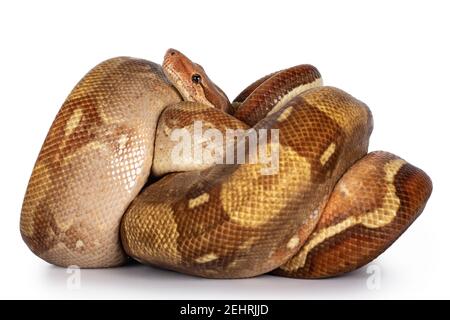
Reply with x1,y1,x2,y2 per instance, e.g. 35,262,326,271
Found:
192,74,202,84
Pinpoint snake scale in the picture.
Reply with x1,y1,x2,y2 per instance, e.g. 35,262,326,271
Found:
20,49,432,278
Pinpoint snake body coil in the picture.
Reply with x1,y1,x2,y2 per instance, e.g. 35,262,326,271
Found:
20,50,432,278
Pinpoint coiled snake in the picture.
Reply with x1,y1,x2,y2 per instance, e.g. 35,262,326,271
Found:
20,49,432,278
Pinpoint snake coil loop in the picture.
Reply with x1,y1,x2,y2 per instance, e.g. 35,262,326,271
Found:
20,50,432,279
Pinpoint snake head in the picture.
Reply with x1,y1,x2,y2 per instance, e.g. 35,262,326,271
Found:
163,48,231,113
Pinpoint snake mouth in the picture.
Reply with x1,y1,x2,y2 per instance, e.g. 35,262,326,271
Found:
162,64,192,101
164,48,179,62
162,48,185,76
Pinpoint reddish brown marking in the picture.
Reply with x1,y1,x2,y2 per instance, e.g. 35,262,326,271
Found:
274,151,432,278
234,65,321,126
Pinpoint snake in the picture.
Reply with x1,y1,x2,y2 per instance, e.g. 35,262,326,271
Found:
20,49,432,278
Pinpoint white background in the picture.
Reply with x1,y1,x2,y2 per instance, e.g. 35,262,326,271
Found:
0,0,448,299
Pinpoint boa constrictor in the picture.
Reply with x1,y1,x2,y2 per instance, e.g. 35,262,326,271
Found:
20,49,432,278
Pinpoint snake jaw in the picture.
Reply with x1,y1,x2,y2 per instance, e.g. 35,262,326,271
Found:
163,63,195,101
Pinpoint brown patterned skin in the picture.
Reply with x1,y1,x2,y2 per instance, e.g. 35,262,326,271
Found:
152,102,248,176
233,64,323,126
233,72,275,105
20,57,182,267
120,86,374,278
275,151,432,278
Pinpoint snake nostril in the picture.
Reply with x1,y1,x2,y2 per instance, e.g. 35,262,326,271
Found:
170,51,176,56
